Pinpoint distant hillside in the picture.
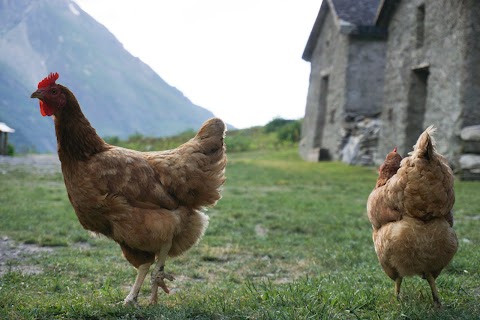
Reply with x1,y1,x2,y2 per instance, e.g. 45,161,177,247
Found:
0,0,215,153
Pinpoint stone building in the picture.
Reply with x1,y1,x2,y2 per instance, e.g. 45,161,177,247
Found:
301,0,480,177
300,0,386,164
376,0,480,176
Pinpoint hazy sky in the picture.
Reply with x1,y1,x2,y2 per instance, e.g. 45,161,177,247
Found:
73,0,321,129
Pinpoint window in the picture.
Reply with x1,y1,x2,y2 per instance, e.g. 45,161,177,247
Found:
406,66,429,150
416,4,426,48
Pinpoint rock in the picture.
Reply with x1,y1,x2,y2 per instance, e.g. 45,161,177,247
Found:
340,117,381,165
459,154,480,170
460,125,480,141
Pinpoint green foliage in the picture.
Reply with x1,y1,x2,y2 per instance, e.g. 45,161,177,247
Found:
103,136,120,145
7,143,14,156
108,119,302,154
265,118,302,143
264,118,294,133
276,120,301,143
0,149,479,319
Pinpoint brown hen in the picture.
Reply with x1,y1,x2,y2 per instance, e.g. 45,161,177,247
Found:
367,126,457,306
30,72,227,306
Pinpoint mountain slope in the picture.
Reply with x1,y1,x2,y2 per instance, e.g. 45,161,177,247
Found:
0,0,215,152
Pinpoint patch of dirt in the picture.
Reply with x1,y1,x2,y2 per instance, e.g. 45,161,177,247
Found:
0,154,60,174
255,224,268,238
0,236,53,276
0,155,60,276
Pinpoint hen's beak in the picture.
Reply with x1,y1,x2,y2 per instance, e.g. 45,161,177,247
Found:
30,90,43,99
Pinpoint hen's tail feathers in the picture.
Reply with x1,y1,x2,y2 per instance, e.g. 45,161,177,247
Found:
189,118,227,208
196,118,226,141
410,125,437,160
165,118,227,209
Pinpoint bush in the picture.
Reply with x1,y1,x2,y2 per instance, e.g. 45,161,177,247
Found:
264,118,302,144
277,120,301,143
103,136,120,145
7,143,14,156
225,135,252,152
264,118,294,133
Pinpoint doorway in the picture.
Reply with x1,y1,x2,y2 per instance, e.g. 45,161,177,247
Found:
406,66,429,151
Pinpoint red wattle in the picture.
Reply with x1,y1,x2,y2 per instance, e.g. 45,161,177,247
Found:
39,101,54,116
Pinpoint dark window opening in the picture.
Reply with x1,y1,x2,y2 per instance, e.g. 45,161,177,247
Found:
313,75,329,149
329,109,336,124
416,4,426,48
319,148,331,161
406,66,429,151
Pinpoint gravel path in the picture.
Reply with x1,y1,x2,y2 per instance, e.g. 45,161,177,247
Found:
0,154,61,174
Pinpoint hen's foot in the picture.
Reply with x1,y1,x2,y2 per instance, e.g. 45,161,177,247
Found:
153,271,175,294
148,271,175,305
122,297,139,307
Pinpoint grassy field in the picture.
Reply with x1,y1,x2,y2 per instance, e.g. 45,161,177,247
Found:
0,147,479,319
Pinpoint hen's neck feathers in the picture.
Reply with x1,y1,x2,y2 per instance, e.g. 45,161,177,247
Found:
54,87,108,162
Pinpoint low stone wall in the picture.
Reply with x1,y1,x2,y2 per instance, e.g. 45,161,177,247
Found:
459,125,480,180
339,117,380,166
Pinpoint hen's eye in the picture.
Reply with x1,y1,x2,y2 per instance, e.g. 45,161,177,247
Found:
51,89,57,94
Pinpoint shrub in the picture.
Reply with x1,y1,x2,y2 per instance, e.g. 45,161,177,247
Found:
7,143,15,156
277,120,301,143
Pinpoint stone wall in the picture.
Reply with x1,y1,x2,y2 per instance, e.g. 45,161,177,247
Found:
300,14,386,163
339,116,381,165
345,38,386,118
378,0,480,166
459,125,480,180
300,8,349,161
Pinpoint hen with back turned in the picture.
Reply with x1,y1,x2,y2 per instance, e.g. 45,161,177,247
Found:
30,72,227,305
367,126,457,306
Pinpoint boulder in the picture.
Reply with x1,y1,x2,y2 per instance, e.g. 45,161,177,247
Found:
340,117,381,165
459,154,480,170
460,125,480,141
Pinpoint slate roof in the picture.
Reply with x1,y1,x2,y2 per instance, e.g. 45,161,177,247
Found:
333,0,382,26
303,0,384,61
375,0,401,27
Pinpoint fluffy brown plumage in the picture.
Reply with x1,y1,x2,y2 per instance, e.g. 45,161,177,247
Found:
367,126,457,306
31,73,227,305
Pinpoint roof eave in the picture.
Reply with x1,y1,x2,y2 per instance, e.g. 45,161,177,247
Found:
302,1,329,62
375,0,401,27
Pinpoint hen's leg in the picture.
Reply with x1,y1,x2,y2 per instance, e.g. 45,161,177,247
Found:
124,262,152,306
149,240,175,305
395,277,403,300
425,273,441,307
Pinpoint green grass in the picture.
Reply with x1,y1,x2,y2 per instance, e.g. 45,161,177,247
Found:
0,148,479,319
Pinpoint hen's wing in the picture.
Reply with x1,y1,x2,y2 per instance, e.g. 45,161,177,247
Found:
81,147,180,211
398,155,454,221
397,126,455,221
367,174,403,230
72,118,226,213
145,118,227,209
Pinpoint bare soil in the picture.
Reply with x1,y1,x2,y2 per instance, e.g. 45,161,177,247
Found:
0,236,53,276
0,154,60,275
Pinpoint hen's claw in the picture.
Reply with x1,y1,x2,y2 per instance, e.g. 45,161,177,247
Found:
154,271,175,293
149,271,175,305
153,271,175,294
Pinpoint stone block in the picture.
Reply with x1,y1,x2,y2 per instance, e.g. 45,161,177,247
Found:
459,154,480,170
461,125,480,141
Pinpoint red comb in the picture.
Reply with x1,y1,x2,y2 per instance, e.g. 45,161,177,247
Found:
393,147,397,152
37,72,59,89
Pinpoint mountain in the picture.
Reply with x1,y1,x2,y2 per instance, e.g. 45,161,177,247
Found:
0,0,215,153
